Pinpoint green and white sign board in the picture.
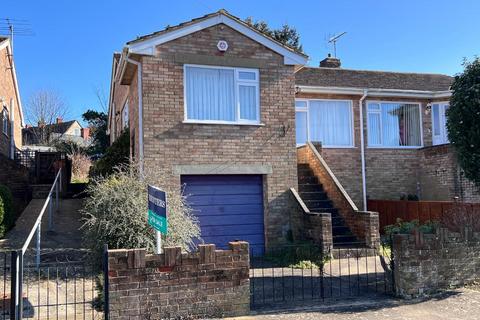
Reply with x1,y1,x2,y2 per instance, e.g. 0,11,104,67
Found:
148,185,168,234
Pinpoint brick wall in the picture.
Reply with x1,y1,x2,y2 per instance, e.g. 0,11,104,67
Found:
393,228,480,298
129,24,298,246
0,42,22,157
297,143,380,248
108,241,250,319
418,144,480,202
290,188,333,252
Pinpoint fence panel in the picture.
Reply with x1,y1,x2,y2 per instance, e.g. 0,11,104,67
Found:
368,199,480,233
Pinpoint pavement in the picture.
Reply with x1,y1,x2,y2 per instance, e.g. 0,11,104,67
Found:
226,288,480,320
0,198,88,261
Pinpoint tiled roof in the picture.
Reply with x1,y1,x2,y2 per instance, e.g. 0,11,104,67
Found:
295,67,453,91
23,120,78,135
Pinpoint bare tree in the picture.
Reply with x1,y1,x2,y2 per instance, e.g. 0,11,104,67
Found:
25,90,69,145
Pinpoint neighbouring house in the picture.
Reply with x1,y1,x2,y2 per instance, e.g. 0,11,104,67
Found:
0,36,31,209
107,10,478,251
22,118,91,149
0,36,23,159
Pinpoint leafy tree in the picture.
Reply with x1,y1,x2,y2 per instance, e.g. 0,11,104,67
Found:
89,129,129,177
447,57,480,186
82,110,109,156
245,17,303,52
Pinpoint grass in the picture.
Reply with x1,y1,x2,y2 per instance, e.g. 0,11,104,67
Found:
71,177,89,184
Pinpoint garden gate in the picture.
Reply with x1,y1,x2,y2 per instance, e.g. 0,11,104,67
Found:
250,244,394,310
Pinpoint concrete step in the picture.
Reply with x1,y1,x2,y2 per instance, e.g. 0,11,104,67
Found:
304,199,333,209
308,207,338,215
298,183,324,193
298,191,328,200
333,234,359,244
332,225,352,235
31,184,52,199
298,175,318,184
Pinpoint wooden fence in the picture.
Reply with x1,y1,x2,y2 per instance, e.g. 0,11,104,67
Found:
367,199,480,233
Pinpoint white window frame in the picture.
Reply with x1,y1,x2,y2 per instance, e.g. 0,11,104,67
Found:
183,64,260,125
431,101,449,146
2,106,8,136
366,100,424,149
295,99,354,148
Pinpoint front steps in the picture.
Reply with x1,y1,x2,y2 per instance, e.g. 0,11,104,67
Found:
298,164,364,248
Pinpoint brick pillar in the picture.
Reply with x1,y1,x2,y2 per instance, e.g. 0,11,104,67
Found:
357,211,380,249
304,212,333,253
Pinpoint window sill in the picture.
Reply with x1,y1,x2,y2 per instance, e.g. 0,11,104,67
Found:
367,146,423,150
296,143,355,149
182,120,265,127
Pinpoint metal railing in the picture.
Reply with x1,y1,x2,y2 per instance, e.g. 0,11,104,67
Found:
10,168,62,320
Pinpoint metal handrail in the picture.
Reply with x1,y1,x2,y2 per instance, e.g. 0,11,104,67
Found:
21,168,62,259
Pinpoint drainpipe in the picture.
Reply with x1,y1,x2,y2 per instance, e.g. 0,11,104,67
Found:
359,90,368,211
126,58,144,174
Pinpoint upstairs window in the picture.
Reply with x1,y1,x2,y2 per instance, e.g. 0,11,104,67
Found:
367,102,422,148
184,65,260,124
2,107,8,135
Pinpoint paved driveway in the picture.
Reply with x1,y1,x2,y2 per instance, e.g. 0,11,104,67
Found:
227,288,480,320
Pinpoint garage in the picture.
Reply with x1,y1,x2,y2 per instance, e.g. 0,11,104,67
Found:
181,175,265,253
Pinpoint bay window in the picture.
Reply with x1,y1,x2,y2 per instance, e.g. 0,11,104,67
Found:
367,102,422,148
184,65,260,124
295,99,353,147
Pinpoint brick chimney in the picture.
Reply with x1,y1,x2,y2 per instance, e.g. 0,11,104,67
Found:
319,54,341,68
56,117,63,124
81,127,90,140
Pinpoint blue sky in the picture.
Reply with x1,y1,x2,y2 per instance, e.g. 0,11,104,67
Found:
3,0,480,124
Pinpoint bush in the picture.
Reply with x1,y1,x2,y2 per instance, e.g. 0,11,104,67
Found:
89,129,129,178
384,219,437,238
447,57,480,187
81,164,201,261
440,204,480,233
0,185,13,233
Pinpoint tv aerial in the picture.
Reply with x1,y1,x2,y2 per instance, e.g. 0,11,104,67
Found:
328,32,347,58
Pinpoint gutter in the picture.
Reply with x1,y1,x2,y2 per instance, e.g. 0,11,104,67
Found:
297,85,451,99
126,57,144,174
359,90,368,211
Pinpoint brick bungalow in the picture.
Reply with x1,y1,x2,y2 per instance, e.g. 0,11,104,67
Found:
0,36,23,159
107,10,478,251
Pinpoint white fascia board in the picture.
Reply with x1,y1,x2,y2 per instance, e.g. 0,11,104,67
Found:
128,14,308,66
297,85,452,99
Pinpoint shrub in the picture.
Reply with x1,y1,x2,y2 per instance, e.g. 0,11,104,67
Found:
71,152,92,183
447,57,480,187
440,204,480,232
81,163,201,261
90,129,129,178
384,219,437,238
0,185,13,232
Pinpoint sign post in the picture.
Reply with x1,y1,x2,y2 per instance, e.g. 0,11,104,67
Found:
147,185,168,254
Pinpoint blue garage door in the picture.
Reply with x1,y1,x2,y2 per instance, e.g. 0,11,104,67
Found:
182,175,264,253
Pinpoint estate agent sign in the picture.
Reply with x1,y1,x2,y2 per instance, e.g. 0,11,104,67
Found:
148,185,168,234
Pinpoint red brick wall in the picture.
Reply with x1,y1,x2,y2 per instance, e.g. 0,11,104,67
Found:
108,242,250,319
0,42,22,157
134,24,298,246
